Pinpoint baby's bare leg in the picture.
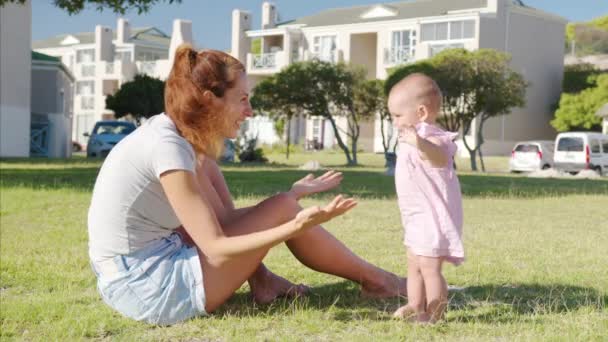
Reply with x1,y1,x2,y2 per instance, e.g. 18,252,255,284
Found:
394,250,427,321
418,256,447,323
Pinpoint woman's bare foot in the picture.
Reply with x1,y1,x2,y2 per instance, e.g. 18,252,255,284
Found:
360,271,407,299
248,266,310,305
393,305,430,323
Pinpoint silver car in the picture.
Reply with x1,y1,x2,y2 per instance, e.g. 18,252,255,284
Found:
509,140,555,172
85,121,136,158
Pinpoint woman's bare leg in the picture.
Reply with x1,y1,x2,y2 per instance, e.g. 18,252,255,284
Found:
200,192,406,313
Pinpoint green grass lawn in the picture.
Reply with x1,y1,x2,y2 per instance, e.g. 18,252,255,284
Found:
1,153,607,341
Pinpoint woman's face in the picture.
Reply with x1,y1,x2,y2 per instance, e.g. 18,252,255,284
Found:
220,73,253,139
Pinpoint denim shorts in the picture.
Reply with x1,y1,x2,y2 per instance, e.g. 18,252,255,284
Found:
91,233,206,325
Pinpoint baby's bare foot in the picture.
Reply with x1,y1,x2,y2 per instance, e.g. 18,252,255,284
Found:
393,305,430,323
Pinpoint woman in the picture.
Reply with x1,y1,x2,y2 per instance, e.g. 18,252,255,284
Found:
88,45,406,325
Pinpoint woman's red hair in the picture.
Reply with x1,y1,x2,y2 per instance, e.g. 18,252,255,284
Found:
164,44,245,158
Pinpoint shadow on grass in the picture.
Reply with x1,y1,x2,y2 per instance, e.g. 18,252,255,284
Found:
2,163,607,198
216,280,398,321
215,281,605,323
447,283,607,323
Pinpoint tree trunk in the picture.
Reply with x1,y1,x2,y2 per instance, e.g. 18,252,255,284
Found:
468,149,478,171
325,114,354,165
478,148,486,172
285,117,291,160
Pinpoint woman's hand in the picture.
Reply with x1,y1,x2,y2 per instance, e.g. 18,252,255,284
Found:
294,195,357,231
289,170,343,200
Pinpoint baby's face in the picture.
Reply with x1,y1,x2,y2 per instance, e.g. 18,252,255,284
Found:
388,94,423,133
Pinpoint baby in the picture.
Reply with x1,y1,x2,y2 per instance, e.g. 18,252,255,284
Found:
387,73,464,323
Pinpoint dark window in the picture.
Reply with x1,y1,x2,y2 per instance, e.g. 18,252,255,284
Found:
557,137,584,152
602,140,608,154
514,144,539,153
590,139,601,153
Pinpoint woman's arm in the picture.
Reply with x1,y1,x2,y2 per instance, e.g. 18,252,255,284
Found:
160,170,356,265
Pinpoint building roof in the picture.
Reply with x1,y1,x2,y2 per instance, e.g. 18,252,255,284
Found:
277,0,490,28
596,103,608,118
32,27,170,49
31,51,75,81
31,51,60,62
276,0,549,29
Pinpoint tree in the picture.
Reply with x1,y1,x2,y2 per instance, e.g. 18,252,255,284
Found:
356,79,397,163
250,74,299,159
562,63,604,94
551,73,607,132
0,0,181,14
565,15,608,56
252,60,372,165
386,48,526,171
464,49,526,171
105,74,165,124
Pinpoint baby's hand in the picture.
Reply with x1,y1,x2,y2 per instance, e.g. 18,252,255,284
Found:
398,125,419,147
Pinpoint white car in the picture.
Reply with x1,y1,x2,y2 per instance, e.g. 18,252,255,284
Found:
509,141,554,172
553,132,608,175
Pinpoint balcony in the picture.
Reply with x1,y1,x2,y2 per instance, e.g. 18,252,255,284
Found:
77,95,95,111
246,51,288,75
384,46,415,66
79,64,96,78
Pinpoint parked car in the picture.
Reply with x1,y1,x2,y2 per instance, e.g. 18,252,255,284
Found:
553,132,608,175
509,140,554,172
85,121,136,158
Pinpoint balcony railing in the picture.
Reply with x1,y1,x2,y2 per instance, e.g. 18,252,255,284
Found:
384,46,414,65
81,64,96,77
308,51,337,63
139,61,156,75
247,51,288,74
80,96,95,110
252,53,277,69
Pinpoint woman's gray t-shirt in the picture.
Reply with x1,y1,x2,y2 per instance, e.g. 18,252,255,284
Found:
88,113,196,263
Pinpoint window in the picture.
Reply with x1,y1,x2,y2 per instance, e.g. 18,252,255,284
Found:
557,137,584,152
114,51,132,62
76,81,94,95
81,64,96,77
421,20,475,41
76,49,94,63
602,140,608,154
81,96,95,110
514,144,539,153
387,30,416,64
590,139,601,153
312,35,337,62
429,43,465,57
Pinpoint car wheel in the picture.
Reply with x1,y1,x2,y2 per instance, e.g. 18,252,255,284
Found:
542,164,550,170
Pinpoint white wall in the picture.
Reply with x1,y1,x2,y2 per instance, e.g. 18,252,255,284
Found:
478,3,566,155
0,1,32,157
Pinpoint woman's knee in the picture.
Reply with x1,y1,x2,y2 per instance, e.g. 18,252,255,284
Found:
262,192,301,221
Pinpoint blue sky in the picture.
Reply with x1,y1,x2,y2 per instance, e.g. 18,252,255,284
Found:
32,0,607,50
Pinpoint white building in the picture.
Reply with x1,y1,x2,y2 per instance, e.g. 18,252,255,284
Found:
232,0,567,155
1,1,32,157
33,18,193,145
31,51,75,157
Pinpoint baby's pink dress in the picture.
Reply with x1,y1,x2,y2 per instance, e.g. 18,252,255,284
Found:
395,122,464,265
